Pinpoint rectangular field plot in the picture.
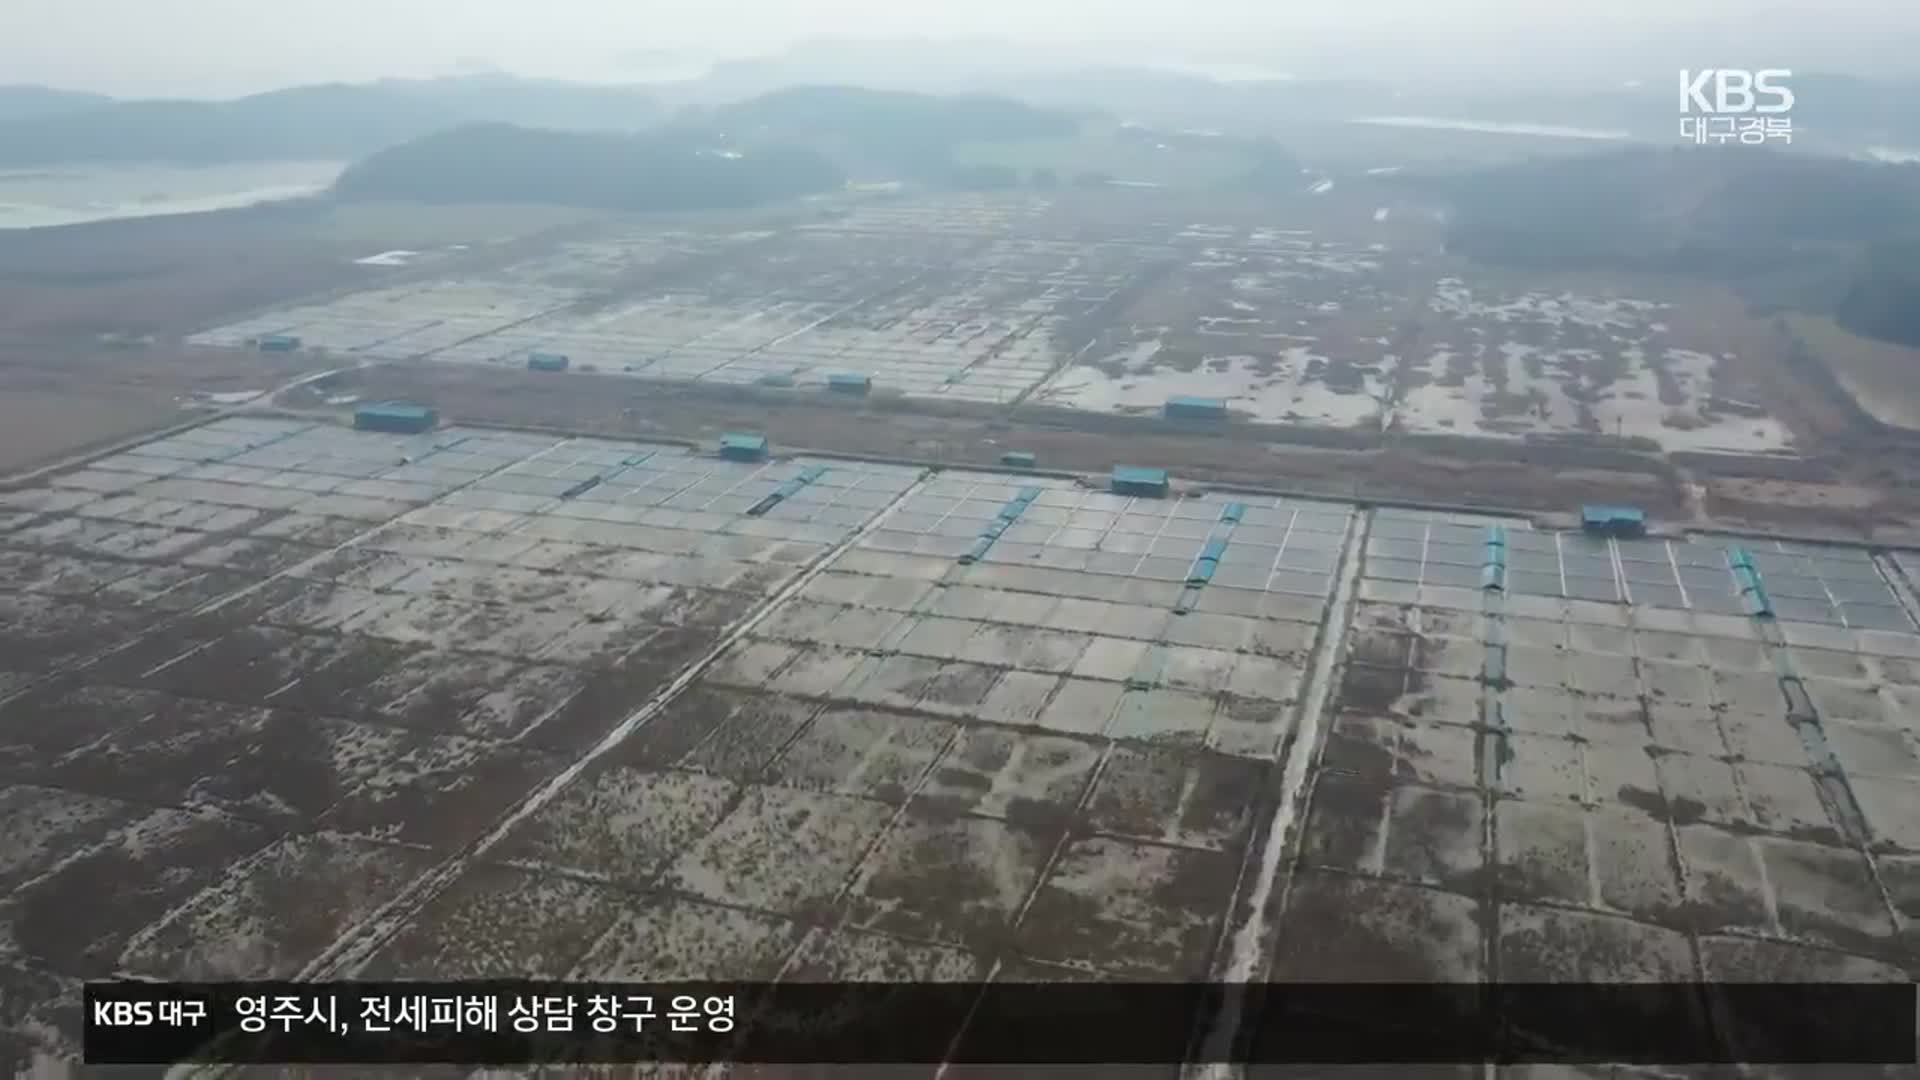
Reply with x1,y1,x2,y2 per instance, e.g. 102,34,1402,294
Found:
1365,510,1914,629
7,417,1920,1065
1030,242,1405,427
1394,277,1796,452
0,417,922,1044
381,477,1358,988
1300,514,1920,986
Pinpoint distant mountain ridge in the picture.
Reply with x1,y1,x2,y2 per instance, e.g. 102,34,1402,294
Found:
686,85,1082,182
332,122,844,211
331,86,1083,208
705,85,1079,142
12,62,1920,172
0,84,115,121
0,75,663,166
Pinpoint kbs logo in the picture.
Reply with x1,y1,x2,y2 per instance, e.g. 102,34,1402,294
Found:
93,1000,154,1026
1678,69,1793,145
1680,69,1794,114
90,997,207,1026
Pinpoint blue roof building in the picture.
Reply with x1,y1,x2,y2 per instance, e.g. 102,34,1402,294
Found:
827,372,872,395
353,402,438,434
1112,466,1170,498
719,432,769,461
1581,504,1647,537
1164,395,1228,420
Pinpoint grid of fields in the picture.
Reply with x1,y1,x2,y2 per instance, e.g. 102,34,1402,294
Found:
183,194,1805,452
188,206,1125,406
353,478,1358,985
4,418,1920,1067
1294,509,1920,989
1369,517,1915,630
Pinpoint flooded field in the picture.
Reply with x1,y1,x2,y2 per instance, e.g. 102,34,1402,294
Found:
0,161,343,231
4,416,1920,1065
184,192,1810,453
1398,278,1796,453
1034,231,1402,426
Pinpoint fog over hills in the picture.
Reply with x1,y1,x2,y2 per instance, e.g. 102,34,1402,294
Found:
7,0,1918,96
9,60,1920,168
0,76,663,166
4,7,1916,350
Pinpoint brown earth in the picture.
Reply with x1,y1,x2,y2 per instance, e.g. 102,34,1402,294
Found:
0,344,327,474
0,200,613,472
0,387,182,474
0,200,602,340
1787,313,1920,434
1702,476,1920,541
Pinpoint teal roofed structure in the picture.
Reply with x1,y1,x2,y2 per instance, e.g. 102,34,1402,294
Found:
827,372,871,395
1164,395,1228,420
1111,466,1170,497
528,351,570,372
1581,504,1647,537
353,402,438,434
719,432,769,461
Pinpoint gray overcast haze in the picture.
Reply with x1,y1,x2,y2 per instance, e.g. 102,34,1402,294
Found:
8,0,1918,97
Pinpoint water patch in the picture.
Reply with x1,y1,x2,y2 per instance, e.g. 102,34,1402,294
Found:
1397,282,1796,452
0,160,343,230
1350,117,1632,141
1863,147,1920,164
1034,349,1387,427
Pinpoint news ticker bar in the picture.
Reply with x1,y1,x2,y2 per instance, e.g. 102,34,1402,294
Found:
84,980,1917,1065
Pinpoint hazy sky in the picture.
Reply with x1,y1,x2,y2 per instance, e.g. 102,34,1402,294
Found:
10,0,1916,96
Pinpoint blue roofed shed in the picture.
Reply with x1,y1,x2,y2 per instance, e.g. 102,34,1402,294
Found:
258,333,301,352
999,450,1037,468
1164,395,1228,420
528,351,570,372
353,402,438,434
719,432,769,461
1581,504,1647,537
1112,466,1170,498
827,372,872,395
